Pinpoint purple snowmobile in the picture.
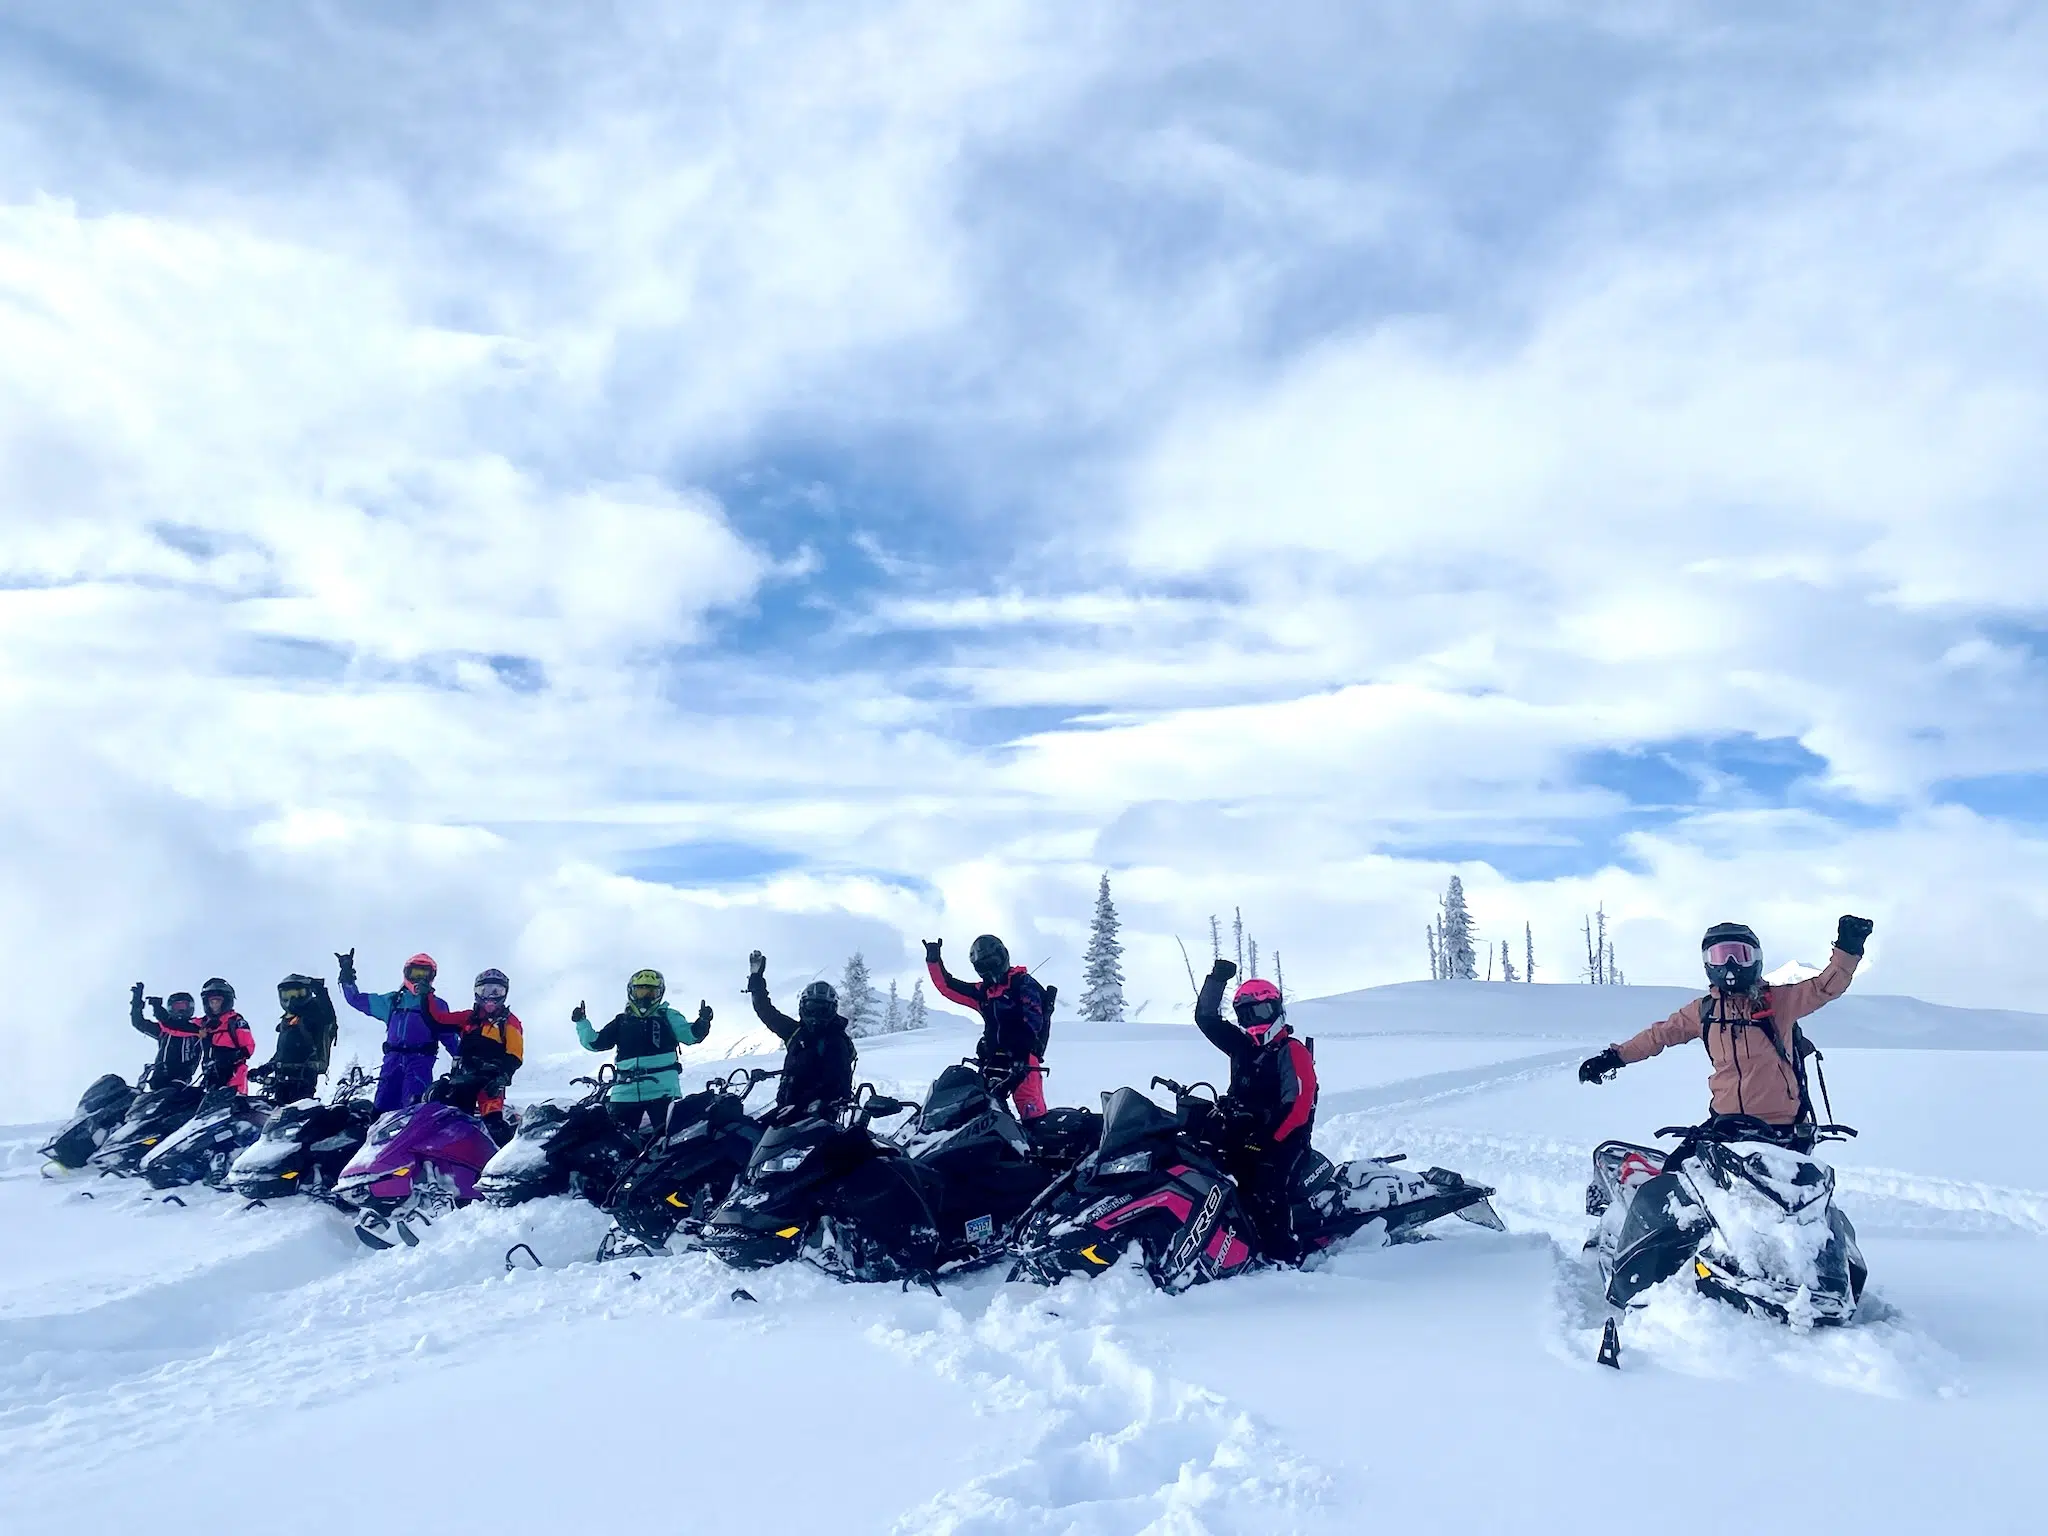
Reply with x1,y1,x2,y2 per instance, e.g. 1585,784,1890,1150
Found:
334,1100,498,1249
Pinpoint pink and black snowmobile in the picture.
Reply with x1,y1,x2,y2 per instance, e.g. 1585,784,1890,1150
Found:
334,1099,498,1249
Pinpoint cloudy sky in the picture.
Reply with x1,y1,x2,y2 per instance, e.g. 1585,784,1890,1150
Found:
5,2,2047,1117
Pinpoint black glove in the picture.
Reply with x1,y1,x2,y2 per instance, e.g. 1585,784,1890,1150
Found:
1043,984,1057,1016
922,939,943,965
146,995,163,1011
131,981,145,1004
1208,958,1238,984
335,949,357,987
695,1002,714,1029
748,950,767,980
1578,1047,1623,1085
571,1000,588,1024
1834,915,1874,957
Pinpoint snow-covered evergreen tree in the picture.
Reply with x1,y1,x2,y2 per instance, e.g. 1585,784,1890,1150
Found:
1525,921,1536,983
907,976,927,1031
841,951,882,1035
1500,939,1518,983
1441,876,1478,980
1080,871,1127,1022
883,978,901,1033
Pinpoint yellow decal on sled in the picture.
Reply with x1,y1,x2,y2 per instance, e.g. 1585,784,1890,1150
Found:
392,1166,410,1178
776,1226,801,1239
1080,1244,1109,1266
665,1192,689,1208
281,1170,299,1180
1695,1260,1712,1278
142,1138,158,1146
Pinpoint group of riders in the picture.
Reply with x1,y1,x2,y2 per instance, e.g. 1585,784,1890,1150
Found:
115,911,1876,1271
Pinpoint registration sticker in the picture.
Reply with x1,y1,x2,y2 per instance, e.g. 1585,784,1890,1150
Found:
965,1214,995,1243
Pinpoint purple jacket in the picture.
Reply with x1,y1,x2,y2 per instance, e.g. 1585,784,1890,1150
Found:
342,981,461,1056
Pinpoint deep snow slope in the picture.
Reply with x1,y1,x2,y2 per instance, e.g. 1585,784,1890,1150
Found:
3,982,2044,1534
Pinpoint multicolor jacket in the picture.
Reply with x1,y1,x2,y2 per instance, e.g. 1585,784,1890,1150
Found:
577,1003,708,1104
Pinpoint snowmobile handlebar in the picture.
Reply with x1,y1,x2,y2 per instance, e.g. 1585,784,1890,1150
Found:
714,1066,781,1094
1149,1076,1219,1103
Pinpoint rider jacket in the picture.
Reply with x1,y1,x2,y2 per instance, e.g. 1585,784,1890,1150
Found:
746,977,856,1117
577,1003,706,1104
1612,947,1861,1125
926,961,1050,1069
130,994,204,1087
198,1010,257,1094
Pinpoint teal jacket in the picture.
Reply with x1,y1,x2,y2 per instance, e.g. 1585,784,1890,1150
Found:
576,1003,708,1103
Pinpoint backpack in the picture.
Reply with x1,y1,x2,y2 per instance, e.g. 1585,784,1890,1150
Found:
1698,984,1837,1128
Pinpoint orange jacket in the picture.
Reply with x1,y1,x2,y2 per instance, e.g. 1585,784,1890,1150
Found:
1613,948,1860,1124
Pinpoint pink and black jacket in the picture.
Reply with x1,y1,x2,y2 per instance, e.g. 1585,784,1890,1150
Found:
1193,971,1317,1146
925,959,1051,1120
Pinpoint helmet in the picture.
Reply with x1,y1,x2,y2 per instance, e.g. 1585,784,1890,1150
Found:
1232,978,1285,1039
1702,922,1763,994
165,991,196,1020
968,935,1011,983
798,981,839,1022
403,953,438,989
474,968,510,1011
277,974,319,1006
200,977,235,1012
627,968,666,1010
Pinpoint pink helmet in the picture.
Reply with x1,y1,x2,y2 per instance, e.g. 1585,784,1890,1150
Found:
402,953,438,991
1232,978,1285,1039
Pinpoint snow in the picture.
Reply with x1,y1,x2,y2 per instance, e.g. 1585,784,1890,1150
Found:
4,981,2045,1533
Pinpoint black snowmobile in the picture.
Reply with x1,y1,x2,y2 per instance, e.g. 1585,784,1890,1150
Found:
227,1066,377,1204
40,1073,138,1172
139,1086,273,1190
599,1067,780,1260
477,1067,646,1207
88,1080,206,1177
1010,1077,1503,1291
1587,1117,1867,1334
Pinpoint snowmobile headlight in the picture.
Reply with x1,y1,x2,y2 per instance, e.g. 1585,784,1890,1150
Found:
759,1148,810,1176
1099,1151,1151,1176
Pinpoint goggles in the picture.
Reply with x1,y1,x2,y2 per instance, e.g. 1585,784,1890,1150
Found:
404,965,436,984
166,999,196,1018
475,983,509,1003
1704,940,1759,968
629,984,662,1003
1234,997,1284,1027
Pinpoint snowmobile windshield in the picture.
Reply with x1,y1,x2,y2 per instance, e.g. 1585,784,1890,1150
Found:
368,1107,421,1146
1703,940,1759,968
921,1065,993,1134
1096,1087,1180,1165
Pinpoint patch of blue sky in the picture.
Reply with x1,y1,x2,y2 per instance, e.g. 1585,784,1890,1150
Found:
627,840,802,886
1932,772,2048,824
225,634,353,683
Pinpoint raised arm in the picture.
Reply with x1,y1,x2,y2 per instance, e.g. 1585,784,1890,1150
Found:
1194,959,1257,1065
923,940,981,1012
129,983,160,1040
1614,1000,1704,1064
748,976,800,1041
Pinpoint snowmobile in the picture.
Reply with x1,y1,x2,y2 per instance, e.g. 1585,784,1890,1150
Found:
39,1073,138,1172
227,1066,376,1204
139,1087,274,1190
599,1067,780,1260
477,1068,646,1207
1586,1117,1867,1339
700,1083,937,1280
334,1100,499,1250
88,1080,206,1178
1009,1077,1503,1291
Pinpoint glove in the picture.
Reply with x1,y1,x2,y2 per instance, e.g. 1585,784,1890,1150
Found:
146,995,163,1011
748,950,767,979
922,939,943,965
695,1002,714,1029
1043,984,1058,1016
1578,1047,1624,1085
1834,914,1874,957
1208,958,1238,984
571,1000,588,1024
335,949,357,987
131,981,145,1004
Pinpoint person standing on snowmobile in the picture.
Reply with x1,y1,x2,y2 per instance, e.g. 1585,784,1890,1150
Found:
745,951,856,1121
131,983,204,1088
434,968,524,1143
1195,959,1319,1264
925,935,1052,1121
249,974,339,1105
193,978,257,1094
339,949,461,1114
1578,915,1875,1150
574,969,711,1134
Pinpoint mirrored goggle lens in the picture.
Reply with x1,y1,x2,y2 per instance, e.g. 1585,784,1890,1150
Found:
279,987,308,1003
1704,941,1758,967
475,984,509,1002
1236,998,1282,1025
629,985,661,1002
405,966,435,982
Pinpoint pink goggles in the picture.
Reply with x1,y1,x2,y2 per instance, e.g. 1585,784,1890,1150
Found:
1704,940,1759,967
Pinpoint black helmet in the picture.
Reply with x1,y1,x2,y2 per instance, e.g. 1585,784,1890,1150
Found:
277,974,319,1006
1702,922,1763,994
200,977,235,1011
968,934,1011,983
165,991,196,1019
798,981,839,1022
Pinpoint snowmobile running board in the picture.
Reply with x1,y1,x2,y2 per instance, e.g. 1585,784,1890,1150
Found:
1597,1318,1622,1369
